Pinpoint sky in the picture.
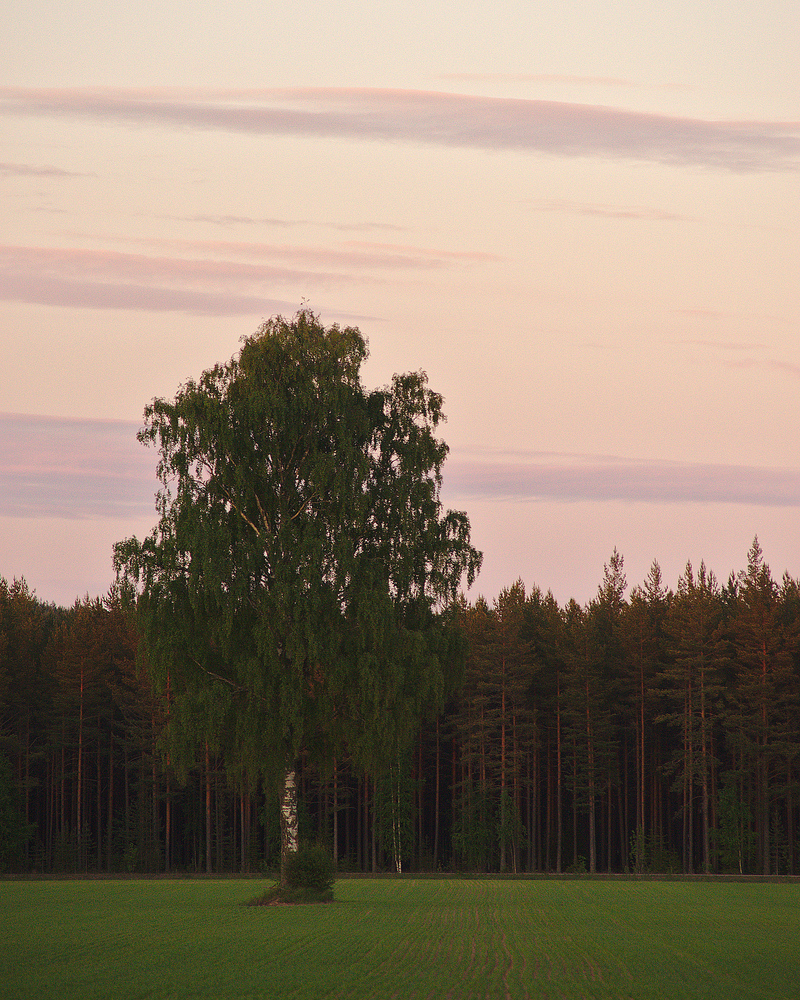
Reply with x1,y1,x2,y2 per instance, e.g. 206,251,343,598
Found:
2,1,799,609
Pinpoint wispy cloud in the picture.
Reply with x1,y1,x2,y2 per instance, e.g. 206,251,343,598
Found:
163,214,408,233
0,413,155,519
1,162,90,178
0,245,307,316
436,74,696,93
0,269,294,316
526,198,691,221
674,336,800,378
437,73,641,87
445,451,800,507
59,237,494,268
677,334,765,349
6,416,800,522
1,87,797,171
0,239,476,315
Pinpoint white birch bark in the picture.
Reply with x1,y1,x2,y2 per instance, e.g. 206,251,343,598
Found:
280,766,299,885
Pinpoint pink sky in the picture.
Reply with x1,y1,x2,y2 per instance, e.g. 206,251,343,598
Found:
2,2,799,607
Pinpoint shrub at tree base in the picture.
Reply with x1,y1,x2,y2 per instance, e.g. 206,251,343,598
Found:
286,844,336,892
246,845,336,905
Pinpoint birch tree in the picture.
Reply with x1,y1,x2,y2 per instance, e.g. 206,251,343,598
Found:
114,310,480,885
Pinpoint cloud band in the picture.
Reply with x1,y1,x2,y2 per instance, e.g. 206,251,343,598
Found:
2,87,798,171
3,415,800,521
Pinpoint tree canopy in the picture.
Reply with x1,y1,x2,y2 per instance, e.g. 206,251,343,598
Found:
113,310,481,879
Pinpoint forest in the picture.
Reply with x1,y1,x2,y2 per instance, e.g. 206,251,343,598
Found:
2,537,798,876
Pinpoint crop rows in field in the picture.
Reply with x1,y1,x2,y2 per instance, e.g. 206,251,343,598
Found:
1,878,797,999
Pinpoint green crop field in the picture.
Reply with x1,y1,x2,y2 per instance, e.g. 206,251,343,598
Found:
1,878,797,999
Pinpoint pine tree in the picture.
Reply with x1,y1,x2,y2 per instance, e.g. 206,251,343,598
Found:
624,560,670,872
661,562,725,872
727,538,794,874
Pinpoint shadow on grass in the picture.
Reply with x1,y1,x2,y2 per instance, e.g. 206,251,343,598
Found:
244,884,335,906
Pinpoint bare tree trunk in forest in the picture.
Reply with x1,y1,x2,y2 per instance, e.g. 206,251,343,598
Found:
367,774,374,873
97,724,102,869
331,763,338,868
760,639,770,875
390,754,402,874
572,735,578,868
25,713,31,867
528,749,534,872
77,660,84,867
60,725,65,852
47,752,53,870
215,772,221,871
371,780,377,873
543,746,550,873
205,744,212,874
533,738,540,871
107,728,114,872
433,719,440,868
124,744,130,855
500,665,507,873
418,739,423,869
165,774,171,873
165,672,171,873
586,679,596,874
682,678,694,873
451,741,458,871
700,660,710,874
556,675,563,873
787,763,794,875
357,775,364,871
639,647,646,860
151,714,159,871
280,765,299,887
239,784,247,875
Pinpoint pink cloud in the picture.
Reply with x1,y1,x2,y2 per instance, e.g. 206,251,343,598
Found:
0,269,293,316
526,199,691,221
1,87,797,171
437,73,640,87
444,452,800,507
163,215,408,233
0,244,328,283
5,415,800,521
63,237,480,269
0,413,156,519
339,241,501,262
723,357,800,379
0,239,476,315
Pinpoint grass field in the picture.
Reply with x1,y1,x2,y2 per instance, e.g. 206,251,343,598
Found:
1,877,797,999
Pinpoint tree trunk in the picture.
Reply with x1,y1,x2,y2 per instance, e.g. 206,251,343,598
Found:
106,727,114,872
332,761,339,868
433,719,440,869
97,722,102,870
205,744,212,874
586,678,596,874
556,674,562,873
280,765,299,886
77,660,84,867
165,774,171,873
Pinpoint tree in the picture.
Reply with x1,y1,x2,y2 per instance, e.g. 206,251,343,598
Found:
727,538,794,873
624,561,670,872
661,561,725,873
114,310,481,885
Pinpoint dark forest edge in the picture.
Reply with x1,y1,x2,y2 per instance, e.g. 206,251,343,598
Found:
2,535,799,876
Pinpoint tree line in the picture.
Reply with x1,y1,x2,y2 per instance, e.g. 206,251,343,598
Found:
2,537,798,875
